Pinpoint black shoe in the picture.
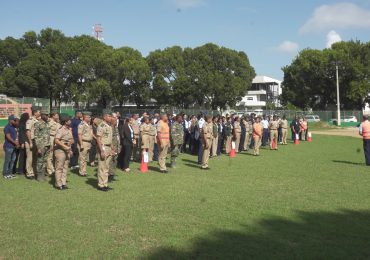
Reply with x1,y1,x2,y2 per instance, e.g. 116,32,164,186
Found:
55,186,63,190
161,170,169,174
106,186,113,190
62,185,69,190
98,187,108,192
27,176,35,180
201,167,210,170
108,175,115,182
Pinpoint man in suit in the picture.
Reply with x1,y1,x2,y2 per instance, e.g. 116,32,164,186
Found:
120,117,135,172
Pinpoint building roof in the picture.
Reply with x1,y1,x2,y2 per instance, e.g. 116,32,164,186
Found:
252,75,282,85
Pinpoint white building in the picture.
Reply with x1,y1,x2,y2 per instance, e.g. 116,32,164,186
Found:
237,75,282,111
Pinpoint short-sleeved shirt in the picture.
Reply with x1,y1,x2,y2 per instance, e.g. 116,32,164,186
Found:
78,121,93,141
55,126,73,149
4,124,17,149
48,119,60,137
280,119,288,129
26,116,39,140
253,123,262,138
203,122,213,140
234,122,241,134
269,121,279,130
261,119,269,129
131,120,140,136
97,121,112,145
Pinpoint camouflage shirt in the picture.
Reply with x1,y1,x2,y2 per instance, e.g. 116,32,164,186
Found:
171,122,184,146
34,120,50,149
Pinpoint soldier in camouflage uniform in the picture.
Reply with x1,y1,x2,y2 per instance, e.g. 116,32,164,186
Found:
170,115,184,168
34,110,51,181
109,113,120,182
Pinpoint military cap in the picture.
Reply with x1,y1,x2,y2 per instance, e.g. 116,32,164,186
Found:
82,111,92,116
102,109,112,116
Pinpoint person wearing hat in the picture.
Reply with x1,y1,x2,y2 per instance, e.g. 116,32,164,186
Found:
46,111,60,176
269,115,279,150
140,115,152,165
170,114,184,168
34,110,51,181
201,115,213,170
70,110,82,169
25,106,41,179
54,114,74,190
78,112,93,177
157,114,170,173
3,115,19,179
109,113,120,181
96,109,113,191
253,117,263,156
280,115,289,145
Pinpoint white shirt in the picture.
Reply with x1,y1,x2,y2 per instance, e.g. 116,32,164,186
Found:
261,120,269,129
128,125,134,139
184,120,191,129
198,118,205,129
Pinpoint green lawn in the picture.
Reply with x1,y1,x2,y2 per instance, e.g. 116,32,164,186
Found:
1,135,370,259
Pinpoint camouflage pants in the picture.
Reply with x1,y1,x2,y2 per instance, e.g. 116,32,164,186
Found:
109,145,120,176
36,147,49,181
171,144,182,163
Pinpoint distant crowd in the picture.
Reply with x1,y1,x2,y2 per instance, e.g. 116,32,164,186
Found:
2,108,310,191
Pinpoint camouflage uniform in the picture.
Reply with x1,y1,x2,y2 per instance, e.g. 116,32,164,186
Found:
34,119,51,181
109,124,120,177
170,121,184,168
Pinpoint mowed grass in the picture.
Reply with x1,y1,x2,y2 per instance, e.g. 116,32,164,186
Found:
1,135,370,259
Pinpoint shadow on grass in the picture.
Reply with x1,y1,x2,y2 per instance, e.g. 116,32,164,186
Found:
181,158,198,165
184,163,201,169
144,209,370,259
85,178,98,189
332,160,365,166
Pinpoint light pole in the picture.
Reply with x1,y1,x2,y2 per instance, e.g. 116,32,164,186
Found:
336,64,341,126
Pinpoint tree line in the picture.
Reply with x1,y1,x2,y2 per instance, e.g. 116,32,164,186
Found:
0,28,256,110
281,41,370,110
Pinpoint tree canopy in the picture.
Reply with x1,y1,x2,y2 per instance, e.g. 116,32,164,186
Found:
0,28,255,109
281,41,370,110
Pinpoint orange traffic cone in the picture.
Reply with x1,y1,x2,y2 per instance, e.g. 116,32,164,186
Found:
140,152,149,173
272,138,276,149
230,141,236,158
307,132,312,142
294,134,299,145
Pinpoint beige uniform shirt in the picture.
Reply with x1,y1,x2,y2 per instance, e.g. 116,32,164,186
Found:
203,122,213,140
48,119,61,146
269,121,279,130
78,121,93,142
97,121,112,146
26,116,39,140
132,120,140,137
234,121,241,134
280,119,288,129
55,126,73,149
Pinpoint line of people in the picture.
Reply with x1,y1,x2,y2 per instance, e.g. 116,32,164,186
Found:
2,107,310,191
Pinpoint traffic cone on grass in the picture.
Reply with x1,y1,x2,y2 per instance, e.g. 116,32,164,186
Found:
230,141,236,158
140,152,149,173
307,132,312,142
294,134,300,145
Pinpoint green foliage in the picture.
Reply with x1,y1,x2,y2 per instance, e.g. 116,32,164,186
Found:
0,28,255,109
282,41,370,110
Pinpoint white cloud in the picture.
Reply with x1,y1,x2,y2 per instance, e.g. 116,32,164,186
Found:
172,0,206,9
300,2,370,33
326,30,342,48
274,41,299,54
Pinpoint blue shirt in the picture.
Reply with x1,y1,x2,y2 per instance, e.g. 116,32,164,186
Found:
4,124,17,149
71,118,81,141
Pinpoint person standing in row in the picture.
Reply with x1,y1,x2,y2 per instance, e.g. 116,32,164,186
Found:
70,111,82,169
243,118,251,152
359,115,370,166
233,116,241,153
182,114,191,153
46,112,60,176
224,117,233,155
261,116,269,147
211,116,218,157
269,115,279,150
217,117,224,155
253,117,262,156
280,115,288,145
25,107,41,180
54,114,73,190
78,112,93,177
17,113,29,175
201,115,213,170
3,115,19,179
170,114,184,168
121,118,135,172
131,114,140,162
96,110,113,191
300,118,308,141
109,113,120,182
34,111,50,181
140,116,151,163
89,117,100,167
239,117,246,152
291,116,300,141
157,114,170,173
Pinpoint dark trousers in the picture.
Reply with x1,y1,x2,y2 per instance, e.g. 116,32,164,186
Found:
69,142,79,167
262,129,269,146
278,128,282,142
182,132,190,153
89,143,97,165
17,148,26,174
240,132,246,151
123,144,132,170
364,139,370,166
3,147,16,176
249,136,255,149
217,134,223,155
197,139,203,164
153,143,159,161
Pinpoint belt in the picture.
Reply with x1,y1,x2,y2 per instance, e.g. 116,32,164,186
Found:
82,140,92,143
270,129,277,130
50,134,55,137
63,143,69,146
104,144,111,147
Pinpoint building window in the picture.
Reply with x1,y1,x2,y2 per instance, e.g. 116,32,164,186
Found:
247,97,253,101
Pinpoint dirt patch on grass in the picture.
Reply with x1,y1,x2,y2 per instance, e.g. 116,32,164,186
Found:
312,128,361,138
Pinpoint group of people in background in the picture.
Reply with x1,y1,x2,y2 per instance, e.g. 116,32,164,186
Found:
2,107,310,192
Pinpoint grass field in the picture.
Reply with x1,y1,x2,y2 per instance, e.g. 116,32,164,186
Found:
1,135,370,259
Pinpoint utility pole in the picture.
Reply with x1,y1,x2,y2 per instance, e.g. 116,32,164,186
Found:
336,64,341,126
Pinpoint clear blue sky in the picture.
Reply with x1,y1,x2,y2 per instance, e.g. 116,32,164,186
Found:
1,0,370,80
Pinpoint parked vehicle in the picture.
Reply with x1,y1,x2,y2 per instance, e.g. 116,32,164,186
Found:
304,115,320,122
331,116,358,123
